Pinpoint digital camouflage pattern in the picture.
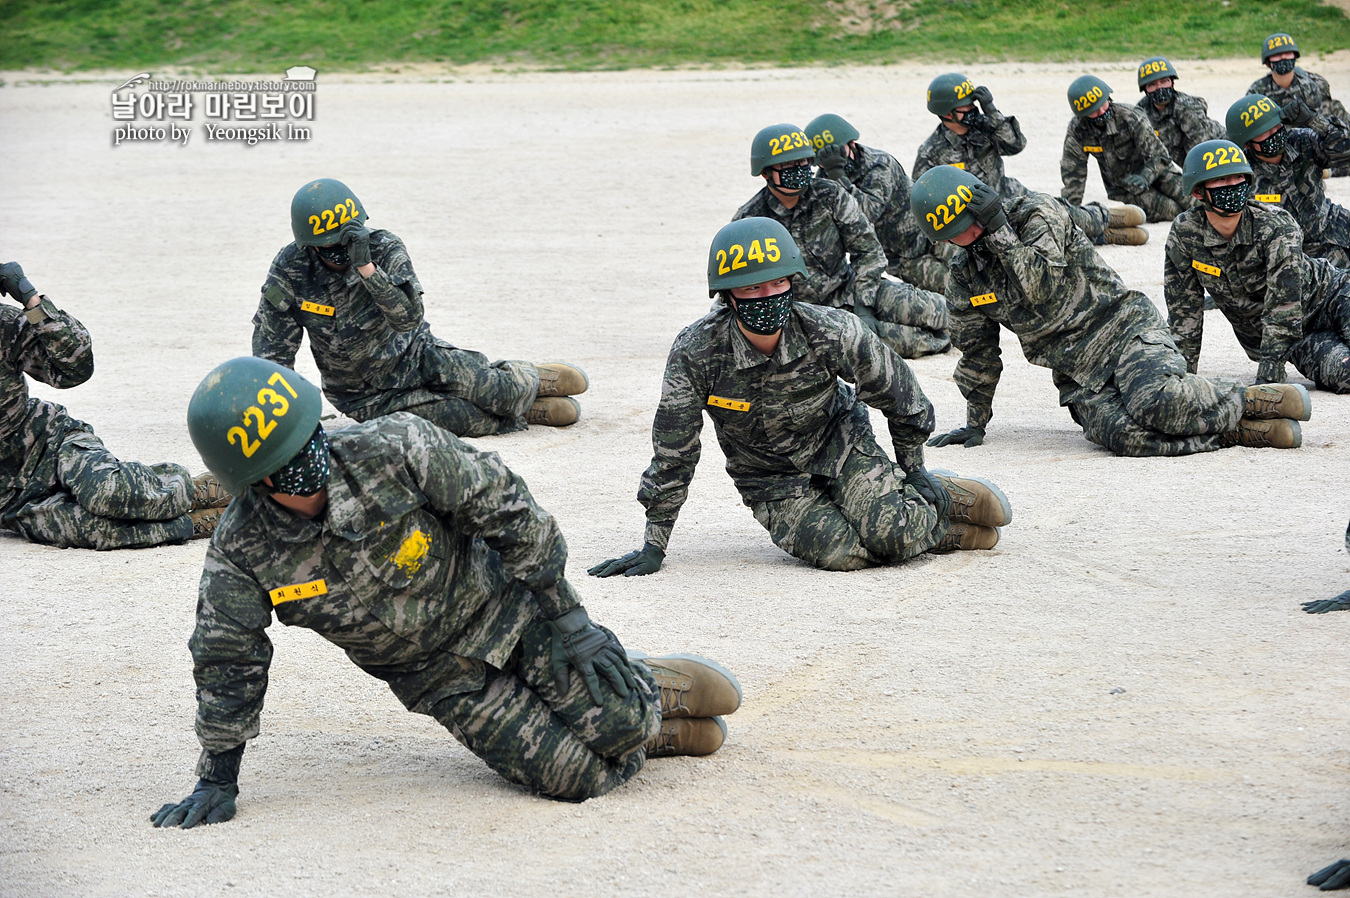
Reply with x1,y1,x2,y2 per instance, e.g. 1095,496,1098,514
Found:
253,230,538,437
635,301,942,567
733,179,949,358
1164,202,1350,391
0,297,193,548
1136,91,1226,166
1246,113,1350,266
191,413,659,800
1249,68,1350,177
945,193,1245,455
1061,103,1188,222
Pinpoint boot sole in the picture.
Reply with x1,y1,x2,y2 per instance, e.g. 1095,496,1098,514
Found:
1288,383,1313,421
538,362,590,396
627,651,744,710
930,469,1013,526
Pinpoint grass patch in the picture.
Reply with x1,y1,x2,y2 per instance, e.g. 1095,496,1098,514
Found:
3,0,1350,72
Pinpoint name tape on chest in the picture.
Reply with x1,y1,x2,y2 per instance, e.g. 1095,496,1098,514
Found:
1254,193,1282,203
300,300,336,316
1191,260,1222,277
1082,145,1103,153
969,292,998,307
707,395,751,412
270,578,328,605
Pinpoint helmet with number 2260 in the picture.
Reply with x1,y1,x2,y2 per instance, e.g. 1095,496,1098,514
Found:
290,178,367,247
1068,75,1112,118
911,165,986,242
707,218,807,297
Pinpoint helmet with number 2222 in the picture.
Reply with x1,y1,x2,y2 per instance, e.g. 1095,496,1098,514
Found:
707,218,807,297
911,165,986,242
290,178,368,247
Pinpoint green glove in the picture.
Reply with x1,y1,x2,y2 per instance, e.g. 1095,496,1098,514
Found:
967,183,1008,234
0,262,37,302
338,222,372,268
587,543,664,578
548,606,638,705
971,85,999,116
814,144,850,181
927,425,985,448
852,304,881,334
1282,98,1316,128
151,780,239,828
1121,173,1151,195
1256,359,1286,384
1302,589,1350,614
903,466,952,524
1308,858,1350,890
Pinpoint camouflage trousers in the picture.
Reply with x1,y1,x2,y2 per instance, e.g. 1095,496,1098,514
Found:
749,436,945,571
888,252,949,295
868,277,951,358
1289,291,1350,393
5,430,193,549
1107,170,1187,222
425,617,661,802
1060,199,1111,239
1059,328,1245,457
357,342,539,438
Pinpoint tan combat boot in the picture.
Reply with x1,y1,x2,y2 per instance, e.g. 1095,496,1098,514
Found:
630,652,743,718
526,397,581,426
535,362,590,397
189,507,223,540
1108,204,1146,227
931,522,1001,552
646,717,727,758
931,471,1013,527
1226,417,1302,449
1243,383,1312,421
1101,226,1149,246
191,472,232,510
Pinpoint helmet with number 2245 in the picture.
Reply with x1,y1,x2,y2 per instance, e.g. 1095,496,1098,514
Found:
290,178,367,247
707,218,807,297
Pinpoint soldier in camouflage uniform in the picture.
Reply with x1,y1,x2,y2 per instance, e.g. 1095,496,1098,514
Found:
1062,75,1189,223
590,219,1013,578
805,113,947,294
1134,56,1226,166
1226,94,1350,267
915,74,1146,245
254,179,589,437
0,261,226,549
1165,139,1350,394
1249,32,1350,177
732,124,950,359
912,167,1312,456
152,358,742,827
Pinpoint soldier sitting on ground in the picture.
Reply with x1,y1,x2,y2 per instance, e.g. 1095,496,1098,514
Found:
1248,32,1350,177
1225,94,1350,268
151,357,742,828
253,178,589,436
0,261,227,549
912,166,1312,456
1135,56,1225,167
589,218,1012,579
1165,139,1350,395
1062,75,1190,223
731,124,950,359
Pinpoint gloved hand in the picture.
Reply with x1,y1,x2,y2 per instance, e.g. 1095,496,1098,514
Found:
814,143,850,181
1308,858,1350,889
587,543,664,577
903,466,952,524
150,780,239,828
338,221,372,268
0,262,37,303
852,304,881,334
1302,589,1350,614
1282,98,1316,128
971,85,999,115
926,425,986,448
1121,173,1151,195
548,606,638,705
967,183,1008,234
1256,359,1286,384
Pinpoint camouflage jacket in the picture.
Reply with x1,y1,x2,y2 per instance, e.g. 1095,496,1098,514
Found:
191,413,583,754
252,230,446,418
1061,103,1175,205
636,302,933,550
1135,91,1226,165
1248,113,1350,251
1248,68,1350,121
822,142,927,264
1163,202,1344,370
913,111,1030,199
945,193,1162,428
733,179,887,311
0,297,95,520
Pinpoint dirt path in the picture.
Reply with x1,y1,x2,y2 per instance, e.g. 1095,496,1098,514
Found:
4,57,1350,897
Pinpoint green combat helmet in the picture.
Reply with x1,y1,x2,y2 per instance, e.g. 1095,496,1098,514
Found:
1262,32,1300,63
750,124,815,176
187,357,323,493
911,165,985,242
1182,139,1253,196
1068,75,1112,118
1137,56,1179,91
926,72,976,117
804,113,860,152
1226,94,1282,147
707,217,806,296
290,178,367,247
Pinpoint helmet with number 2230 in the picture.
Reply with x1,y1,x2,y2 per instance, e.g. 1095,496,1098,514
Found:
707,218,807,297
290,178,367,247
910,165,985,242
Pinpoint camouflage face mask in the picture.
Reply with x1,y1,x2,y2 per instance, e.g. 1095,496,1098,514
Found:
733,286,794,335
774,163,813,193
959,110,988,129
1271,58,1296,76
1090,104,1114,128
1253,126,1287,156
1205,180,1251,215
314,243,350,268
1148,86,1175,106
268,425,331,496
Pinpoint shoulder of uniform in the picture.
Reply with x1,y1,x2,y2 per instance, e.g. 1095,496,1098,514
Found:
329,417,416,463
1248,76,1272,93
671,308,731,353
368,228,403,249
1165,208,1204,242
210,495,255,546
733,191,768,220
1251,201,1302,234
